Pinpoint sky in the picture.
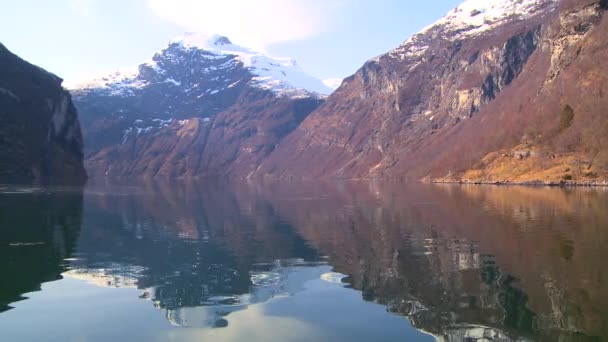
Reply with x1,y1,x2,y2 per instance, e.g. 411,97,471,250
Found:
0,0,463,86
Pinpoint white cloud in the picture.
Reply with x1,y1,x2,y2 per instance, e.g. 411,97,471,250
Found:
70,0,96,16
147,0,346,49
323,78,343,90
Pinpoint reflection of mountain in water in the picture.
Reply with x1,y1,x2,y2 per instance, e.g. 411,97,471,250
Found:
64,257,330,329
56,180,608,340
71,181,322,328
163,260,332,328
0,187,83,312
258,182,608,341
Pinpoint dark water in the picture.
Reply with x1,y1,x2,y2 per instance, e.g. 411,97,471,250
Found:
1,181,607,341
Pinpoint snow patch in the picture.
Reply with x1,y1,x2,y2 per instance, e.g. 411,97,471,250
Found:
164,78,181,86
152,118,173,127
71,68,144,95
122,118,175,144
420,0,557,39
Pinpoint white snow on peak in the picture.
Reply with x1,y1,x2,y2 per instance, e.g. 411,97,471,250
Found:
172,33,249,54
71,68,145,95
72,33,331,98
429,0,557,38
389,0,557,60
171,33,332,97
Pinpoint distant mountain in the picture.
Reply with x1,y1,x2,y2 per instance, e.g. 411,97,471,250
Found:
73,34,327,178
259,0,608,183
0,43,86,185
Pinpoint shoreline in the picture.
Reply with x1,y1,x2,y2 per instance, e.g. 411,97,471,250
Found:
430,179,608,187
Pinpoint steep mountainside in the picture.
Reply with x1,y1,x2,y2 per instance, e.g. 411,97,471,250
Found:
0,43,86,185
73,34,328,178
259,0,608,183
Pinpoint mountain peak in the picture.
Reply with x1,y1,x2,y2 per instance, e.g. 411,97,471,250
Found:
212,36,232,46
171,33,242,52
165,33,331,96
382,0,558,62
71,32,331,97
412,0,557,41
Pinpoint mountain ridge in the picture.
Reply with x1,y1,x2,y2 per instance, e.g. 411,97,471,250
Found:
72,33,331,98
257,0,608,184
73,0,608,183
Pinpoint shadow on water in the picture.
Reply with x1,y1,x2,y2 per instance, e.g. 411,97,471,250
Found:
2,180,608,341
0,186,84,312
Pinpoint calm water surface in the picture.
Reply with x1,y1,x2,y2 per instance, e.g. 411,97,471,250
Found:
1,181,607,341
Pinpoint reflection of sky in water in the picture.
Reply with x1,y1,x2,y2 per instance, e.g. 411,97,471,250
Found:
61,259,351,330
0,264,431,342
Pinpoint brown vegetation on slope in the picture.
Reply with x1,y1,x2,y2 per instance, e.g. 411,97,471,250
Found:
258,0,608,183
427,0,608,184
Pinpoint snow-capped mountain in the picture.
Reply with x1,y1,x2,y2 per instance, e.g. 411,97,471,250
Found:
75,0,608,183
74,33,330,98
72,34,326,178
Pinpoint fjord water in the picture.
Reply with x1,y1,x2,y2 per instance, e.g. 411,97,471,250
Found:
1,182,607,341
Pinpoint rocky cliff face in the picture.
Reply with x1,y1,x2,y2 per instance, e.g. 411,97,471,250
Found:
0,44,86,185
73,35,327,178
259,0,608,182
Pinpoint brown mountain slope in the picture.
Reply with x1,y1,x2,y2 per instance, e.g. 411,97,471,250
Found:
424,0,608,184
258,0,608,183
86,90,321,178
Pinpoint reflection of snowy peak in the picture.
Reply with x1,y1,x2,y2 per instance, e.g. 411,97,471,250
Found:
73,33,330,98
63,265,146,289
161,261,332,329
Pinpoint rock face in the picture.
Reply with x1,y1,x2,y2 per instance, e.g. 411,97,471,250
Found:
0,43,86,185
259,0,608,182
73,34,328,178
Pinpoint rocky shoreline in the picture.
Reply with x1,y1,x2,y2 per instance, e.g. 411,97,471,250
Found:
431,179,608,187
